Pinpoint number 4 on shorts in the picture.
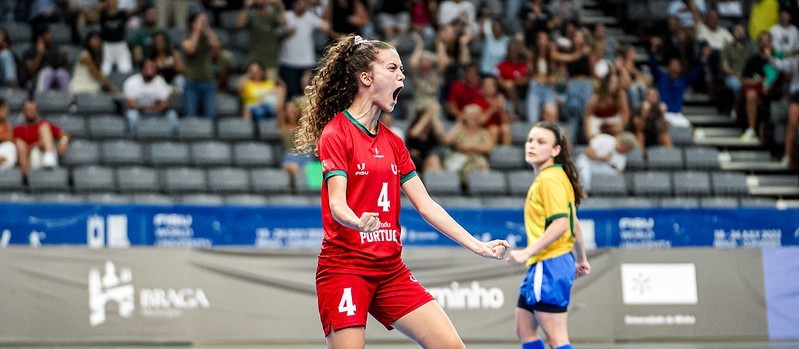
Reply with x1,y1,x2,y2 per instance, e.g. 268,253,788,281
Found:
338,287,356,316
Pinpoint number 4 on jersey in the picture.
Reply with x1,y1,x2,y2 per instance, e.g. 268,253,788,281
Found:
338,287,356,316
377,182,390,212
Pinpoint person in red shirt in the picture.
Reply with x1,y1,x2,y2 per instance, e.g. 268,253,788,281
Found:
13,100,69,177
446,63,483,120
295,34,509,349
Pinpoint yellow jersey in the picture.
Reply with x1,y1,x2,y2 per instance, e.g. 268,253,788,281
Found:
523,164,576,266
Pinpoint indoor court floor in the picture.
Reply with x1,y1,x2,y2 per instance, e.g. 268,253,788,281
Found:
10,342,799,349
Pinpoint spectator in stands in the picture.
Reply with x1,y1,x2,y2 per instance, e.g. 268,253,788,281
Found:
553,29,596,142
237,0,286,75
480,75,512,145
131,5,162,67
0,28,17,87
406,102,447,173
324,0,370,39
632,87,673,149
409,0,436,40
593,23,618,61
156,0,193,30
549,0,581,24
444,103,494,185
649,36,711,128
280,92,312,186
123,58,178,136
668,0,700,29
70,31,118,96
740,31,774,142
478,17,510,77
13,100,70,177
376,0,410,38
279,0,330,99
576,123,639,191
212,47,236,93
497,40,530,118
151,31,185,92
66,0,100,44
770,9,799,55
23,24,70,92
437,21,474,97
526,32,557,123
721,24,756,115
519,0,557,48
749,0,778,41
769,44,799,169
616,44,649,110
695,9,732,52
0,98,16,171
182,12,220,118
96,0,137,75
583,72,630,142
407,33,444,113
447,63,482,120
438,0,477,34
237,61,286,121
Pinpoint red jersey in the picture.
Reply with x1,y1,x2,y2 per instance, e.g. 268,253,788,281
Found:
498,60,529,82
13,120,63,145
317,111,417,272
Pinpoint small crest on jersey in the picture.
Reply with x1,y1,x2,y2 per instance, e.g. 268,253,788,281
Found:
390,163,398,175
373,147,384,159
355,162,368,176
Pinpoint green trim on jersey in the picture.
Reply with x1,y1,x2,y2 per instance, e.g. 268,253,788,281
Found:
401,171,418,184
545,213,568,228
344,109,379,138
324,170,348,180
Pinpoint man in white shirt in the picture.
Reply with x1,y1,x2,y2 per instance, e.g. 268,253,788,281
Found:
770,9,799,54
123,58,178,136
279,0,330,99
438,0,477,33
697,9,733,50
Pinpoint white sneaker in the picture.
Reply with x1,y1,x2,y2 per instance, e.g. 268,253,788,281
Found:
740,128,758,142
42,151,58,168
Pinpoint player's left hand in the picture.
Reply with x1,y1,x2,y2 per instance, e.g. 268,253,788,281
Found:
476,239,509,260
575,260,591,278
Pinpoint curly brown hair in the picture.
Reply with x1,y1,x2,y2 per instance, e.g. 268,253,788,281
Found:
295,34,394,154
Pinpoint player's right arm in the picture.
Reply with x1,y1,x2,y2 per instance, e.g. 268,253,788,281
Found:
327,175,380,232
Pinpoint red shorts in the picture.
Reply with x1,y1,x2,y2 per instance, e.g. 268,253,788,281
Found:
316,263,434,336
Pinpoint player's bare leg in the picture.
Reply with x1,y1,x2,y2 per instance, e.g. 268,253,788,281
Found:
392,300,466,349
536,310,570,348
326,326,365,349
516,307,541,342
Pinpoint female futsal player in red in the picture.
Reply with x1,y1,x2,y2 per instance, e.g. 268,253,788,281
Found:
295,34,510,349
506,122,591,349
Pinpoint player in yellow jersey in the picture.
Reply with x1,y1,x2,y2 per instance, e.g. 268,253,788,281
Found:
507,122,591,349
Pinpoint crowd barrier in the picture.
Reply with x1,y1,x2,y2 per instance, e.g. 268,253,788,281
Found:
1,247,797,344
1,203,798,248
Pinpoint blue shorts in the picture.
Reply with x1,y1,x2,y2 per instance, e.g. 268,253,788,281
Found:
517,252,575,313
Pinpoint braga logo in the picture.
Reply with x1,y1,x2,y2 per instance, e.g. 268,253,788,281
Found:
391,163,398,175
88,261,211,326
89,261,135,326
